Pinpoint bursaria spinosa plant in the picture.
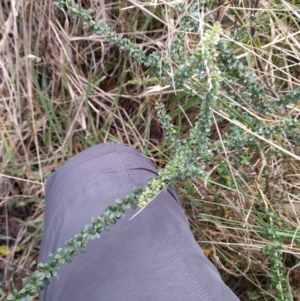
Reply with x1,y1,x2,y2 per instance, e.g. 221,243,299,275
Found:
5,1,300,300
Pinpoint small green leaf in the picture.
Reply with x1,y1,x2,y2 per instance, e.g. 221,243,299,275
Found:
0,245,10,256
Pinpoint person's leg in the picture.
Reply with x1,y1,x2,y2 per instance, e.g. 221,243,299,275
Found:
38,142,240,301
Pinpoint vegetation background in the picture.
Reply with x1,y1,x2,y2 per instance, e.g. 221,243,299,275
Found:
1,0,300,300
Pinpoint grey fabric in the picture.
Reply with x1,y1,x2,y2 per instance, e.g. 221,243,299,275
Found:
38,142,240,301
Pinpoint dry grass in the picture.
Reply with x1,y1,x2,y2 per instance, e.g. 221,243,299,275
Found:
1,0,300,300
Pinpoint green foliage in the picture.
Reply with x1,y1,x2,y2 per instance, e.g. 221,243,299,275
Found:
6,1,300,300
6,192,141,300
261,208,289,301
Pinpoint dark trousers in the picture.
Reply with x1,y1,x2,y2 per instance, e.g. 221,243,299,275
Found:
38,142,240,301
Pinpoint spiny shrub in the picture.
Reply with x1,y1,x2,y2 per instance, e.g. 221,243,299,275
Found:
6,1,300,300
